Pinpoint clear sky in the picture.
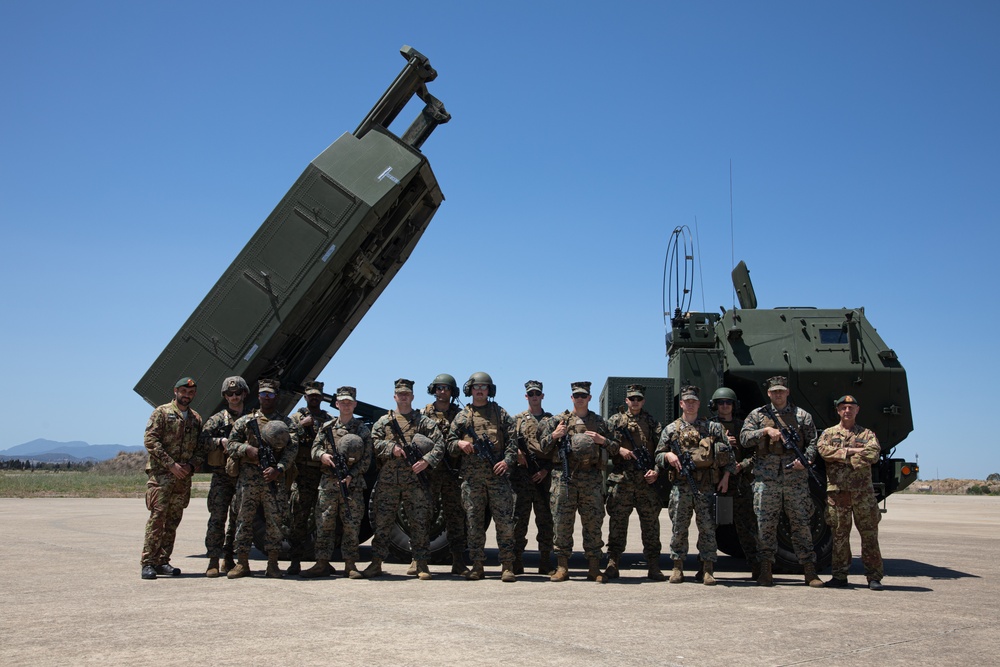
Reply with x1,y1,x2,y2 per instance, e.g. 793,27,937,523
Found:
1,1,997,480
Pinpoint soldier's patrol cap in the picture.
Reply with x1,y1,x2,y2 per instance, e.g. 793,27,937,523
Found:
626,384,646,398
571,381,592,396
766,376,789,391
394,378,415,393
258,378,280,393
304,381,324,396
834,395,860,407
679,385,700,400
336,386,357,401
174,377,196,389
525,380,544,393
221,376,248,394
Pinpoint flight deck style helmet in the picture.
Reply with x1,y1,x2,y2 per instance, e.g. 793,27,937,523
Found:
427,373,459,398
709,387,739,411
463,371,496,397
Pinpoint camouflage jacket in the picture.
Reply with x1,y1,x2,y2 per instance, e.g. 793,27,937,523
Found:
372,409,445,485
199,407,247,471
606,408,661,478
711,416,753,472
655,417,734,492
226,410,298,474
447,403,518,475
144,400,203,475
311,416,373,490
740,402,818,463
537,409,619,469
291,407,332,466
513,409,553,468
423,402,463,472
818,423,881,493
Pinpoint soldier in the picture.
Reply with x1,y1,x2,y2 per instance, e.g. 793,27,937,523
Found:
225,379,298,579
141,377,203,580
422,373,468,575
365,378,445,580
818,395,884,590
199,376,249,577
740,376,823,587
286,381,333,575
605,384,665,581
302,386,373,579
511,380,554,575
709,386,760,579
539,381,619,583
446,372,518,582
656,385,734,585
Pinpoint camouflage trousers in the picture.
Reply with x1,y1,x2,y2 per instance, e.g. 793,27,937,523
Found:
550,468,605,560
753,457,815,564
668,486,718,562
314,475,365,562
431,465,467,559
234,470,288,557
826,488,883,580
731,473,760,564
142,472,192,566
512,467,553,554
287,464,322,558
204,470,238,558
370,479,432,561
462,470,516,563
606,472,662,560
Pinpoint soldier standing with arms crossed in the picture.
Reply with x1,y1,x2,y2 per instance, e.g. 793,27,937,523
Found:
604,384,665,581
200,376,249,577
365,378,445,580
818,395,884,590
423,373,468,575
740,376,823,587
286,381,332,575
511,380,554,576
448,372,519,582
141,377,203,580
226,379,298,579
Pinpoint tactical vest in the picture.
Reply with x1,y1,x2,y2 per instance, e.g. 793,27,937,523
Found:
465,404,504,458
560,411,602,470
757,407,805,456
669,418,721,486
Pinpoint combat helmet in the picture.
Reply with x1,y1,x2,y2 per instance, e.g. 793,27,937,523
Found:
221,376,249,395
427,373,459,397
463,371,496,397
335,433,365,464
709,387,739,411
261,420,290,449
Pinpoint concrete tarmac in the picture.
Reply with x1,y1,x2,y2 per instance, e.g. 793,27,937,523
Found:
1,494,997,666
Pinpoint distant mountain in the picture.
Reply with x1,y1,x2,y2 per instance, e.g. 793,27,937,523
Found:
0,439,145,462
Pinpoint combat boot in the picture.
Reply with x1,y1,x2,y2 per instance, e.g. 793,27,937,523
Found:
669,559,685,584
227,556,252,579
803,563,824,588
501,562,517,583
538,551,553,575
222,552,236,575
406,559,418,576
205,557,220,578
301,559,334,578
265,551,284,579
695,563,705,583
286,559,302,576
604,553,620,580
345,560,363,580
416,560,432,580
757,561,773,586
512,553,524,575
587,557,605,583
702,560,717,586
750,560,761,581
647,561,666,582
466,561,485,581
550,556,570,582
361,558,383,578
451,550,469,576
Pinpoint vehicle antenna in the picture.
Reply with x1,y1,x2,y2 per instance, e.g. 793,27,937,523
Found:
730,159,737,311
694,215,706,312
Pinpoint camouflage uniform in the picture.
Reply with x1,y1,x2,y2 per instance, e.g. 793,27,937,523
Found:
200,405,246,560
227,410,298,557
312,416,373,563
370,409,445,561
447,403,518,565
606,407,663,563
712,415,760,566
424,401,466,562
740,402,818,565
818,421,883,582
539,409,618,562
511,409,554,559
141,397,203,568
656,417,735,562
287,402,332,561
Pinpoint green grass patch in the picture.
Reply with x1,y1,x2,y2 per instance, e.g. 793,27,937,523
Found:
0,471,213,498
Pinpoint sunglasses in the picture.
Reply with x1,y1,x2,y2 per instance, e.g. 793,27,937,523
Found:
527,391,542,397
259,392,276,399
572,393,589,399
223,391,243,397
714,399,733,405
472,384,490,390
627,396,644,402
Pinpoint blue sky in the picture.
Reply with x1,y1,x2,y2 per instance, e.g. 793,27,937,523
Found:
1,1,997,479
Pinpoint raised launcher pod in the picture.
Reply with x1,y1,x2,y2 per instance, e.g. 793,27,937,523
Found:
134,46,450,421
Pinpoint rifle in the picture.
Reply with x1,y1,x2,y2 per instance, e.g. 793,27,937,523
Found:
386,413,431,492
321,425,354,523
514,419,544,478
669,438,702,498
465,421,512,490
616,424,656,474
247,418,278,495
762,406,823,487
555,413,572,482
